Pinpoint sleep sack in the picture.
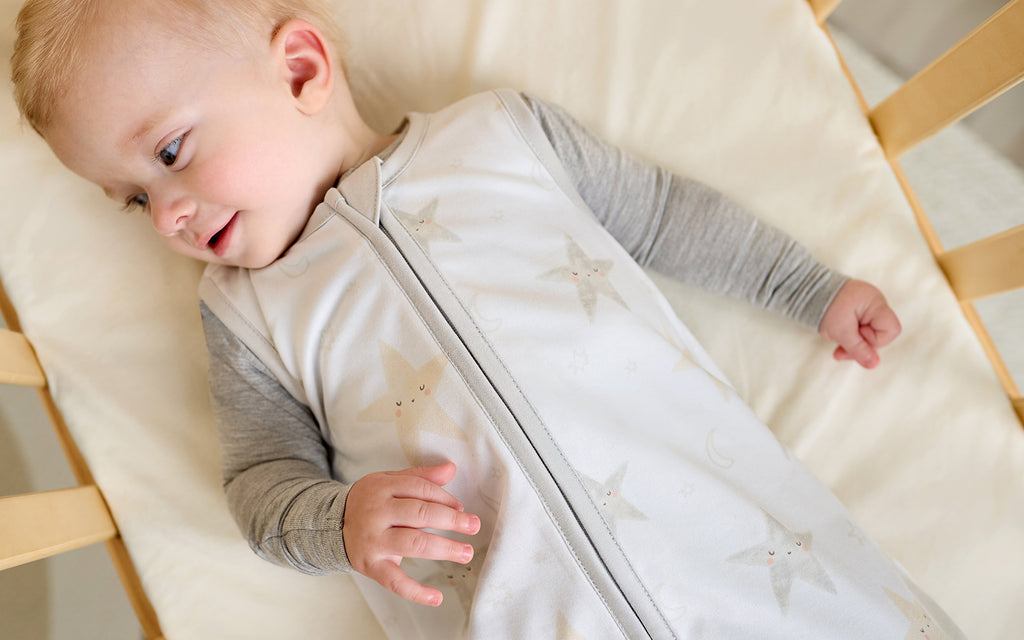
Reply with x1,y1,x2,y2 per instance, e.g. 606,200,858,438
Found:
199,89,962,639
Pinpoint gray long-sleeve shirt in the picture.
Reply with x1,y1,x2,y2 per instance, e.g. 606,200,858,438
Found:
202,94,847,575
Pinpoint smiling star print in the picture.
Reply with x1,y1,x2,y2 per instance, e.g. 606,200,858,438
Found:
357,341,468,465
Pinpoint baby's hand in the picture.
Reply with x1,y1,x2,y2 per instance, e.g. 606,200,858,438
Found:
343,462,481,607
818,279,901,369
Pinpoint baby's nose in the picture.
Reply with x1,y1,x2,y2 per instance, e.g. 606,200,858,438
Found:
150,195,195,237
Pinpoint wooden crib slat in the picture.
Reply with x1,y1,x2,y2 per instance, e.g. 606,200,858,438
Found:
0,275,167,638
817,22,1024,425
0,327,46,387
938,224,1024,301
0,486,116,570
869,0,1024,159
807,0,842,24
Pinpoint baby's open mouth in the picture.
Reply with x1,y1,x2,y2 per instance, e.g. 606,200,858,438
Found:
209,226,227,249
207,213,238,256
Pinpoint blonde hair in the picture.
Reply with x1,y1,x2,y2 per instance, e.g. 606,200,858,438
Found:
10,0,346,136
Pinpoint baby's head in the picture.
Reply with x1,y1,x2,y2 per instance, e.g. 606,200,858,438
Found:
11,0,388,268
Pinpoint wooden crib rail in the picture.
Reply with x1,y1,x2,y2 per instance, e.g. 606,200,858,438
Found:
868,0,1024,161
814,0,1024,424
0,327,46,386
0,486,116,571
0,279,166,639
808,0,842,23
939,224,1024,302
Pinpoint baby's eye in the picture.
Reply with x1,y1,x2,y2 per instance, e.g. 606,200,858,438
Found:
123,193,149,212
158,135,183,166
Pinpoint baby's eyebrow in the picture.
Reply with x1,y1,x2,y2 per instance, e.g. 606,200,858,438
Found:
122,107,174,151
101,185,123,202
125,120,157,148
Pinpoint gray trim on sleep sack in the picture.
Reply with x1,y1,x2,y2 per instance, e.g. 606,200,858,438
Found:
330,156,655,638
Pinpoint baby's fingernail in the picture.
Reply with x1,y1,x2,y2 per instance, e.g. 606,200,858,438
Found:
462,545,474,562
465,515,480,532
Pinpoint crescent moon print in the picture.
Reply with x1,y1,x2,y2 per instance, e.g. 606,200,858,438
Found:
705,429,735,469
469,291,503,333
277,255,310,278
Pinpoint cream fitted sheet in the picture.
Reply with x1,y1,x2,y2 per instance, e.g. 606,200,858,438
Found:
0,0,1021,638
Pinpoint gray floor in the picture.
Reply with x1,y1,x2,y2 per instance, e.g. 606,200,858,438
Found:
1,1,1021,638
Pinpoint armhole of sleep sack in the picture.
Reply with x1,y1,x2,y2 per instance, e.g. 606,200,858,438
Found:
494,89,594,216
199,270,310,409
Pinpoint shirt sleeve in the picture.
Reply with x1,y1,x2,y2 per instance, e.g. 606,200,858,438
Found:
521,93,847,329
201,302,352,575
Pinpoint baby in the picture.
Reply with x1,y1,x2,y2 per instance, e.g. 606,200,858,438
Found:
12,0,914,635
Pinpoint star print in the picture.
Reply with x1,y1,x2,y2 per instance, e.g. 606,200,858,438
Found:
664,331,698,373
570,349,589,374
356,341,467,466
481,580,516,609
476,467,506,515
532,549,552,566
539,236,628,322
728,511,837,614
557,612,588,640
394,199,461,255
662,326,731,400
846,522,867,545
884,588,951,640
578,464,648,534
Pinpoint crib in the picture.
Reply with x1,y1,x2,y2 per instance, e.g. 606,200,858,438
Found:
1,0,1022,638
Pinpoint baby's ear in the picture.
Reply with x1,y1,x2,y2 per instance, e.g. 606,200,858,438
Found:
273,19,334,115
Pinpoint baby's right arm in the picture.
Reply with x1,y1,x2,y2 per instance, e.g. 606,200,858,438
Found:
204,303,353,574
203,305,479,604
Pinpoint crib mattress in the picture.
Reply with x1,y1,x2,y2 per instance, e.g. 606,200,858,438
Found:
1,0,1021,638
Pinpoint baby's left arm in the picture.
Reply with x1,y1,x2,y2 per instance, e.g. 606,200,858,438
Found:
818,279,902,369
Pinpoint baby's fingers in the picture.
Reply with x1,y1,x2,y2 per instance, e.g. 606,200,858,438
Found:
387,527,475,565
863,304,901,349
370,559,445,607
394,497,481,535
835,326,880,369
